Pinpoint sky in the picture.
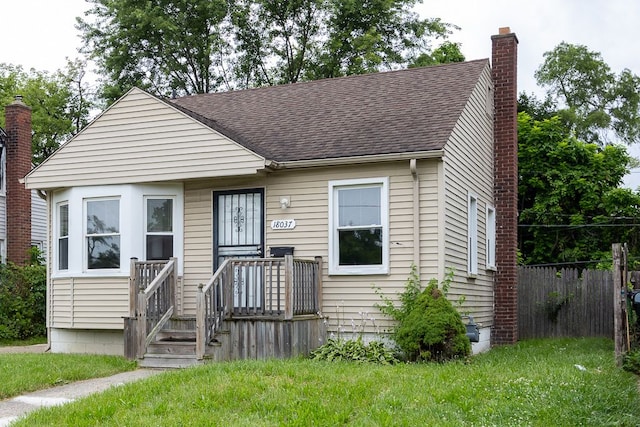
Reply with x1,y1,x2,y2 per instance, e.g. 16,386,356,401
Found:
2,0,640,185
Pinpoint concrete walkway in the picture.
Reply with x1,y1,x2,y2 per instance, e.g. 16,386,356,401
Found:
0,345,163,426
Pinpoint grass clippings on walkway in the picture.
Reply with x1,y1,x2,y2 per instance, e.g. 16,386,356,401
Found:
15,338,640,426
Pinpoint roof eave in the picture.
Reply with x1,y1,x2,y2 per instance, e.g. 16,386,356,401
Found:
269,150,444,169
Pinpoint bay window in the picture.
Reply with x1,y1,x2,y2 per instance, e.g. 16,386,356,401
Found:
145,197,174,260
58,202,69,270
86,198,120,269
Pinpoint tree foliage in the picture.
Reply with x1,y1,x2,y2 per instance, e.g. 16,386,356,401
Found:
77,0,463,101
0,249,46,340
0,61,95,165
535,42,640,146
518,111,640,268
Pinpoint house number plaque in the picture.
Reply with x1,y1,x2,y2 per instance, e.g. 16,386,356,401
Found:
270,219,296,230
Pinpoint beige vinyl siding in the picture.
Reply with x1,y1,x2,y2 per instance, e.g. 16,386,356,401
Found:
31,190,47,256
442,63,495,326
49,277,129,329
25,88,266,190
181,161,441,333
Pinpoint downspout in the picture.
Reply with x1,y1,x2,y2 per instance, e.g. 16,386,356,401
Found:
410,159,420,276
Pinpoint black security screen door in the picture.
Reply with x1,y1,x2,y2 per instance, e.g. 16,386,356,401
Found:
213,189,265,309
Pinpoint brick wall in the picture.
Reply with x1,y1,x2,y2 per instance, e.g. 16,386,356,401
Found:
5,96,32,265
492,28,519,344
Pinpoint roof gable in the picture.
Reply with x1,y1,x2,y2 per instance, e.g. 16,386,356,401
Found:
25,88,266,189
171,60,490,162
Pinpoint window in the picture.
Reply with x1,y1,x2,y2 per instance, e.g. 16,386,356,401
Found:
145,197,174,260
0,239,5,263
468,193,478,276
486,205,496,270
86,198,120,269
58,203,69,270
329,178,389,275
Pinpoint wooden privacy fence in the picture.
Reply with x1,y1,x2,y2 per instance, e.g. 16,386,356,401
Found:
518,267,613,339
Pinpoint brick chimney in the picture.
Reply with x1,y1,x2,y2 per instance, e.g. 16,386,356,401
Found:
492,27,519,345
5,95,32,265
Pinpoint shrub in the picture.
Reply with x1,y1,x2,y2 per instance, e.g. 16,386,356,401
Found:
0,251,46,341
310,337,398,364
376,266,471,362
622,349,640,375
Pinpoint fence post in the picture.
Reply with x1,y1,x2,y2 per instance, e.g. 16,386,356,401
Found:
196,283,205,360
136,290,147,359
129,257,138,317
612,243,629,366
284,255,294,319
169,257,177,312
314,256,323,313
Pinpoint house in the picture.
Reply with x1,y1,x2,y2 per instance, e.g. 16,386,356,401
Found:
24,28,519,365
0,96,47,265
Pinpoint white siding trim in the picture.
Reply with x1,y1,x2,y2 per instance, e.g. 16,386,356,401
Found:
467,192,478,277
485,205,496,270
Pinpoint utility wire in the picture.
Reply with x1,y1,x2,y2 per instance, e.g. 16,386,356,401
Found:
519,223,640,228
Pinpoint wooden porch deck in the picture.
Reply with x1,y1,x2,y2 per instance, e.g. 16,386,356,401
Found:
124,255,326,368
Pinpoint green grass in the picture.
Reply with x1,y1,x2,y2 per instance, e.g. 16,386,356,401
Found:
0,353,136,399
15,338,640,426
0,336,47,346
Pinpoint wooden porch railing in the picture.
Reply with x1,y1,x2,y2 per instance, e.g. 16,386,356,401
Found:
196,255,322,359
129,257,177,359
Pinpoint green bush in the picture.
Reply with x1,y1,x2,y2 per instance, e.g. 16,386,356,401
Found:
376,266,471,362
310,337,398,364
0,251,46,341
622,349,640,375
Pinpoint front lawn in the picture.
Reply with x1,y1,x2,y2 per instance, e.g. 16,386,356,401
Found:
15,338,640,426
0,353,136,399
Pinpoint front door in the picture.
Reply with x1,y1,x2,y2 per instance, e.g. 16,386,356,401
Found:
213,189,264,310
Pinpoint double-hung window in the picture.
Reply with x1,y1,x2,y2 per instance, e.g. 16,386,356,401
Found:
145,197,174,260
329,177,389,275
86,198,120,269
58,203,69,270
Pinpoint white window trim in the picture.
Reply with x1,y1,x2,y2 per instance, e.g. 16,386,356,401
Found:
467,192,478,277
84,196,121,271
144,195,176,261
328,177,389,275
486,204,496,270
51,184,184,278
57,202,69,271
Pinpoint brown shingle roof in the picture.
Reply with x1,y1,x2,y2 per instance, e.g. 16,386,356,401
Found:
169,59,489,162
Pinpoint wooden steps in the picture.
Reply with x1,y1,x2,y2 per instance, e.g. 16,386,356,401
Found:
139,326,229,368
137,316,325,368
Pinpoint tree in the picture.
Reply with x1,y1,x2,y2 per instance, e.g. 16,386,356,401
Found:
77,0,463,100
518,111,640,268
77,0,230,102
0,62,94,165
535,42,640,146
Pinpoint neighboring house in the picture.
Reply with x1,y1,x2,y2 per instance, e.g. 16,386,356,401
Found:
0,97,47,264
24,29,519,363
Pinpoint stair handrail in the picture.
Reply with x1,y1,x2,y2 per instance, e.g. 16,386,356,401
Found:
196,258,233,359
136,257,177,359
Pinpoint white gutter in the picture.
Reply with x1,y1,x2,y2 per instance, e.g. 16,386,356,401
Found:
270,150,444,169
410,159,420,276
